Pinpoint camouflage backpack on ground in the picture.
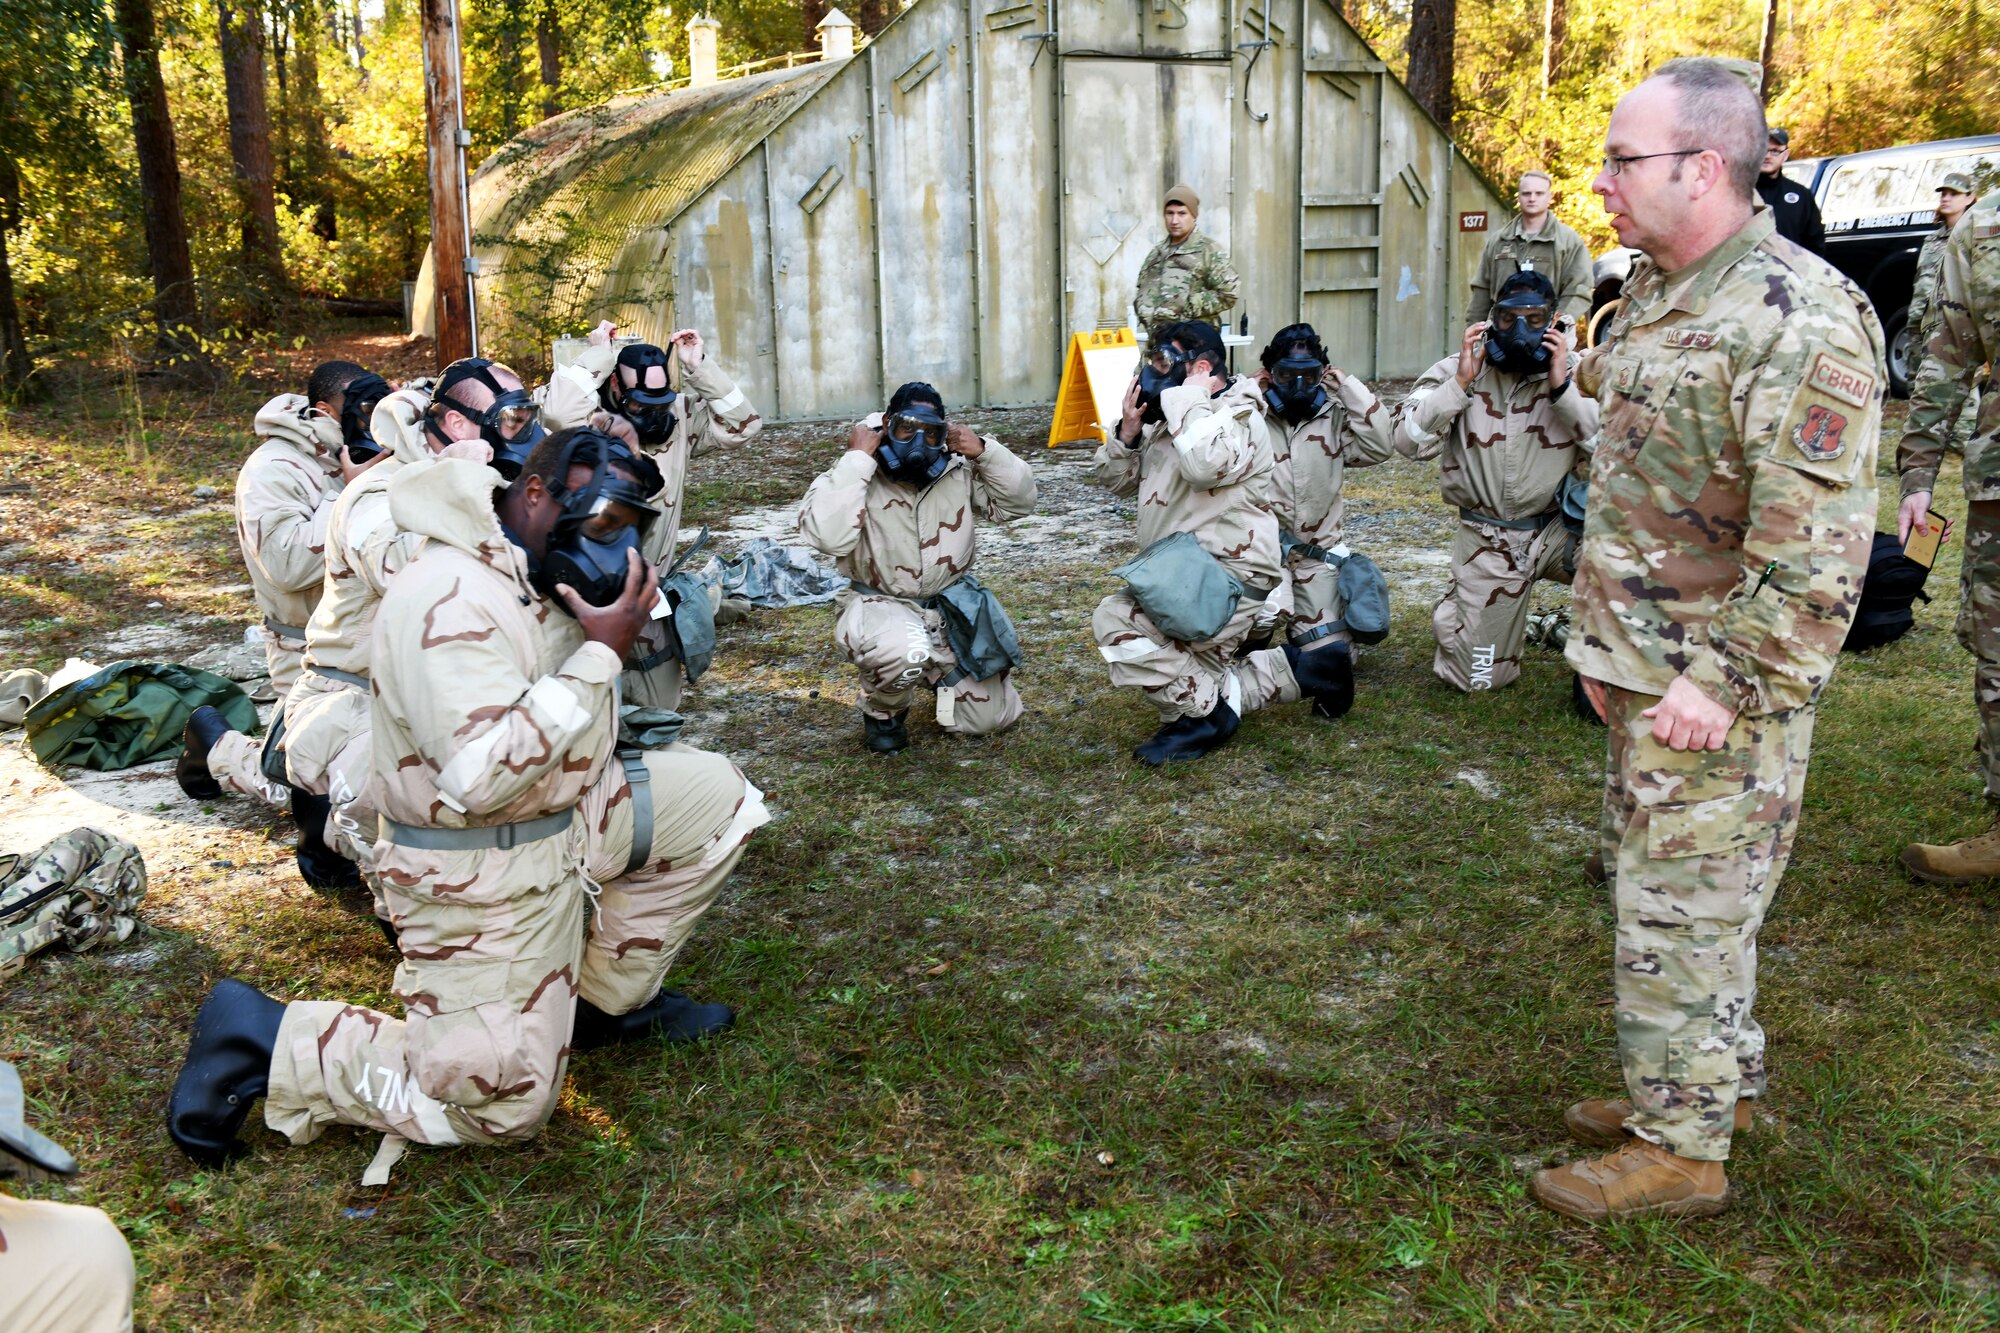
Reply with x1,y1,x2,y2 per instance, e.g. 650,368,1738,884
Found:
0,828,147,980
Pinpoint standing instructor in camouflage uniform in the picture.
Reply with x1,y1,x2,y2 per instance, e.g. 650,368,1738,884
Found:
1539,58,1883,1222
1133,186,1239,340
1897,194,2000,882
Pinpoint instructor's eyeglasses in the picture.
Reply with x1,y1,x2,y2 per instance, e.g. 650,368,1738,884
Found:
1599,149,1707,176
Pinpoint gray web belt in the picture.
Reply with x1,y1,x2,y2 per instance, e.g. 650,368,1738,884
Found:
378,807,573,851
263,615,307,642
308,664,368,689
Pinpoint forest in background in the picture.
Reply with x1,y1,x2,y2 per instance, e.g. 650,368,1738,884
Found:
0,0,1993,388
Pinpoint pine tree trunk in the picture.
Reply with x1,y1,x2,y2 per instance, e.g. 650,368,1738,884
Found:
1758,0,1778,103
0,147,29,390
218,0,286,290
1542,0,1566,90
1405,0,1456,127
536,0,560,120
296,2,335,240
112,0,202,348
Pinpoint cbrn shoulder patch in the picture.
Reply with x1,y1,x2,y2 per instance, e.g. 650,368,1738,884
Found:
1805,352,1875,409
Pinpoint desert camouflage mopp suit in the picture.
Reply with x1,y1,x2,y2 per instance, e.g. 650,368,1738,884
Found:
798,417,1038,734
263,458,767,1177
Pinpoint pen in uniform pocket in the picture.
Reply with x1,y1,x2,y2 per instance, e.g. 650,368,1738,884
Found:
1752,560,1778,597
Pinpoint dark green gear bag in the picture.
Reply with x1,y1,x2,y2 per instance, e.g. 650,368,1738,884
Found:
23,660,259,770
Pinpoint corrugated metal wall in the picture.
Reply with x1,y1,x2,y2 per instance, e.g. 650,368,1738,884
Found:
421,0,1507,421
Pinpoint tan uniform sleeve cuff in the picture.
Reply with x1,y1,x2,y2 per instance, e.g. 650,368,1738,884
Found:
562,640,623,685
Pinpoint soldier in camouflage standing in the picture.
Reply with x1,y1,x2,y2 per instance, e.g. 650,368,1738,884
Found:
1539,58,1883,1221
1464,171,1594,326
1133,186,1239,340
1897,194,2000,883
167,429,769,1175
1904,171,1983,447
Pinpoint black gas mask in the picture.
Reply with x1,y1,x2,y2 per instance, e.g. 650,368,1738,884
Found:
524,429,664,613
338,372,393,464
1137,343,1191,425
429,358,546,479
1263,354,1329,424
877,402,951,486
1483,273,1559,374
599,344,680,448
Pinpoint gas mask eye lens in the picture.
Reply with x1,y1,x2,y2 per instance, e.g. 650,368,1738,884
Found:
494,405,536,438
887,414,922,443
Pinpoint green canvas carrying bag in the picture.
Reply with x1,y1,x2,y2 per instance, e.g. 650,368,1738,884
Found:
1113,530,1247,644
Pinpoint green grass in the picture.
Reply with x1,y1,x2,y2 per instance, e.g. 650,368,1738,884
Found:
2,369,1997,1329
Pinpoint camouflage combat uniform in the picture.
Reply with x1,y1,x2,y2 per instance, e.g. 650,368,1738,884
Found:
1566,207,1883,1162
540,342,763,712
282,385,434,875
214,394,346,807
1134,232,1240,338
1395,349,1599,692
1091,378,1300,720
0,827,146,980
798,420,1037,734
1465,213,1594,325
263,458,768,1177
1262,372,1398,651
1907,215,1984,447
1898,196,2000,801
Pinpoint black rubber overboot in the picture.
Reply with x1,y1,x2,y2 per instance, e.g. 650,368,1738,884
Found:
291,789,361,892
175,705,233,800
167,979,286,1168
374,915,400,951
571,991,735,1051
861,708,910,754
1285,642,1356,720
1133,700,1241,767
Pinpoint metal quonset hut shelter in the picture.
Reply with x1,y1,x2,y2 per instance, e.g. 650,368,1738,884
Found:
415,0,1508,422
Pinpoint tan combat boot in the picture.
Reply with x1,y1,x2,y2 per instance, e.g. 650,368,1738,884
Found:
1583,849,1608,886
1532,1139,1728,1221
1901,818,2000,885
1565,1097,1754,1149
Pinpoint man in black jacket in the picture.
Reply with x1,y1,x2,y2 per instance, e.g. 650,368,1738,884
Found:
1756,127,1825,254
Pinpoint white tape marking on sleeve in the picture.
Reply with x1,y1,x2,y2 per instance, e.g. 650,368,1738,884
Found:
707,387,746,416
1098,637,1163,664
436,725,511,808
526,675,593,733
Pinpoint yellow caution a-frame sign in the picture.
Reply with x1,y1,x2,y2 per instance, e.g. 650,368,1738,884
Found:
1047,327,1141,447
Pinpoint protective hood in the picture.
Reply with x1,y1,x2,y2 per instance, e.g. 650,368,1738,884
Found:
382,382,439,466
253,393,330,463
387,452,510,564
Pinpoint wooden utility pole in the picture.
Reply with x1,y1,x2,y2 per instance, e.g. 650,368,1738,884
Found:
420,0,476,366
